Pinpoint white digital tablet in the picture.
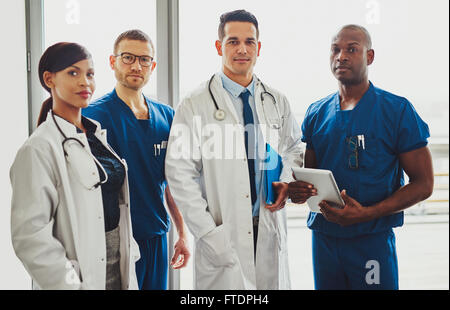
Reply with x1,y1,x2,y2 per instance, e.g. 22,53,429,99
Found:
291,167,345,213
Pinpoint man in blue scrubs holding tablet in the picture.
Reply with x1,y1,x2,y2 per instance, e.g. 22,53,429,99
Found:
288,25,434,290
83,29,190,289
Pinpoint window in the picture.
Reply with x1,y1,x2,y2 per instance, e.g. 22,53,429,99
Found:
179,0,448,138
44,0,158,101
12,0,448,290
0,0,29,289
179,0,449,289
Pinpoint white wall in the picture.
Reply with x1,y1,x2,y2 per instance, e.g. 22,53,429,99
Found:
0,0,31,289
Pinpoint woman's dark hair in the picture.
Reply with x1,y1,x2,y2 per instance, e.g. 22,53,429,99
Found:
37,42,91,126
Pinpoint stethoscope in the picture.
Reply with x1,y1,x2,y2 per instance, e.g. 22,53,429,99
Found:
51,110,108,189
208,74,283,130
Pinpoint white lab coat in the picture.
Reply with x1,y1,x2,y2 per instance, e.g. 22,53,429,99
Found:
165,73,303,289
10,112,140,290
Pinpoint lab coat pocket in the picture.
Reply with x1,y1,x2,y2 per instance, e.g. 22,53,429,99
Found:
198,225,237,268
65,259,83,289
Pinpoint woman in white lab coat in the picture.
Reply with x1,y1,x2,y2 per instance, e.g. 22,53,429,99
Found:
10,42,140,290
165,73,303,289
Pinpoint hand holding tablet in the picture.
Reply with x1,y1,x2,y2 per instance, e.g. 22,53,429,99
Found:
290,167,345,213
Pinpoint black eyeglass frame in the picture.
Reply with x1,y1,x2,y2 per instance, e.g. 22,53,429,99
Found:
114,52,154,67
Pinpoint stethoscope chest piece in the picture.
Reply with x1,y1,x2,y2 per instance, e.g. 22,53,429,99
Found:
214,109,226,121
208,74,282,128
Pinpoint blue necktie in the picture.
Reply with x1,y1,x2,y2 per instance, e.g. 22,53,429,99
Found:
240,90,257,205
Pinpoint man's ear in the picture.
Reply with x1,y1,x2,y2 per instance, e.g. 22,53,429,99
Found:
367,49,375,66
42,71,54,89
215,40,223,56
109,55,116,70
150,61,157,73
257,41,261,57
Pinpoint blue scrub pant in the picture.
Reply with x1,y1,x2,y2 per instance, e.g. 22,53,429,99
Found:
312,229,399,290
135,233,168,290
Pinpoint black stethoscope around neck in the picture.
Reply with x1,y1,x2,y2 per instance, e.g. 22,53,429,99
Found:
51,110,86,156
208,74,283,129
51,110,108,189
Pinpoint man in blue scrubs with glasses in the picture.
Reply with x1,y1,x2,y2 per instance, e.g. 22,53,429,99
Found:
83,29,190,290
288,25,434,289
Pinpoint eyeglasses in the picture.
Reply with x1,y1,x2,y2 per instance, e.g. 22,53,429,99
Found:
346,136,359,169
114,52,153,67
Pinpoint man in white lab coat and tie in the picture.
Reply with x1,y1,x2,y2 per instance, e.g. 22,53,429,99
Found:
165,9,303,289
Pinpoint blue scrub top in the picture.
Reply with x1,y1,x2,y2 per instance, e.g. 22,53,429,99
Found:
83,89,174,240
301,82,430,238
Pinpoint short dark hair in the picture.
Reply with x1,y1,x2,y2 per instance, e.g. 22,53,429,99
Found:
113,29,155,55
335,24,373,50
218,9,259,41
